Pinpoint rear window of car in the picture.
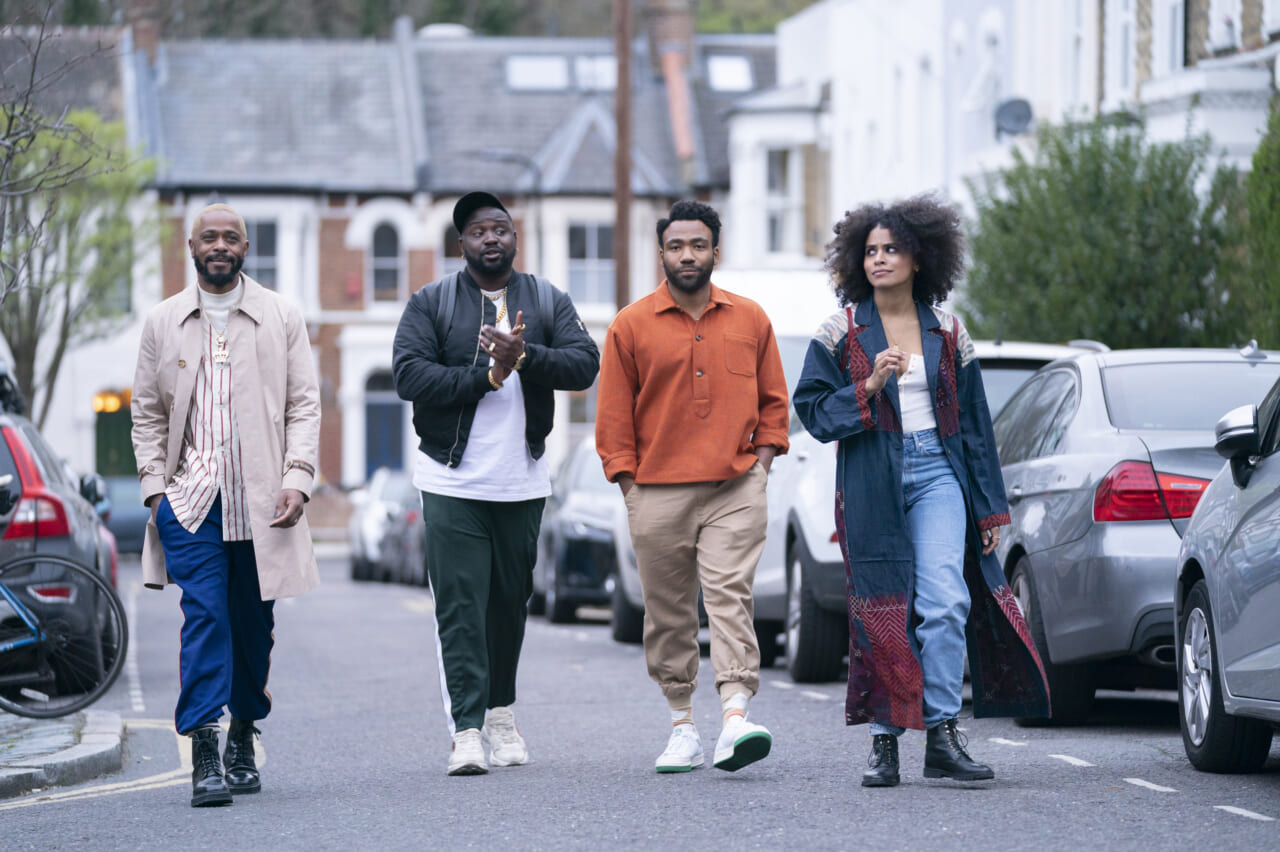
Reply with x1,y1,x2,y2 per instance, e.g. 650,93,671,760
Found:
1103,361,1280,430
977,359,1055,416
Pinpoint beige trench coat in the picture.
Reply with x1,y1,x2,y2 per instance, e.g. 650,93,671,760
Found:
130,275,321,600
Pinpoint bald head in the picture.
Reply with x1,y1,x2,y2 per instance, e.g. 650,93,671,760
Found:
190,204,247,241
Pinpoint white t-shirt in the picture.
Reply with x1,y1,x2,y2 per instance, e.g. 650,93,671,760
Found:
898,353,938,434
412,289,551,502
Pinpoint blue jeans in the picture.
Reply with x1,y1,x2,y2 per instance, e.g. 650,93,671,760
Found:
871,429,969,736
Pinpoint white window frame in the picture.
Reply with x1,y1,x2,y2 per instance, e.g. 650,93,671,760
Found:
1103,0,1138,109
764,147,802,257
1152,0,1186,78
368,221,404,304
1207,0,1243,52
567,221,615,306
243,219,278,290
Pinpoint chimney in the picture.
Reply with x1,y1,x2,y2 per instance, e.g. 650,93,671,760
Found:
126,0,162,62
645,0,695,73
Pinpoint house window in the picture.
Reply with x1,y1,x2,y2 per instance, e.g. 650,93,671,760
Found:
243,220,277,289
1153,1,1185,76
765,148,800,255
568,223,614,305
1104,0,1137,107
1207,0,1242,50
441,225,466,277
371,222,401,302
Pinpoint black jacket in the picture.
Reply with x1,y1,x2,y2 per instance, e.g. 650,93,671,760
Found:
392,270,600,467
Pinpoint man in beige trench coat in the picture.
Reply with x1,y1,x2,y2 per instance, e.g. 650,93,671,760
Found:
131,203,321,807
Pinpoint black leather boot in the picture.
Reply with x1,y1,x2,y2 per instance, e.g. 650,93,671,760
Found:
223,718,262,794
861,734,900,787
190,728,233,807
924,718,994,781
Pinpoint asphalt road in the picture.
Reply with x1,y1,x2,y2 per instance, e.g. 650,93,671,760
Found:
4,555,1278,851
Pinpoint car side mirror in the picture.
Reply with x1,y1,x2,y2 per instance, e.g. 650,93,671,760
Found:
1214,404,1259,488
80,472,106,506
0,473,14,515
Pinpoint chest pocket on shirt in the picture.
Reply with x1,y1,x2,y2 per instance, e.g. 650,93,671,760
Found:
725,333,757,377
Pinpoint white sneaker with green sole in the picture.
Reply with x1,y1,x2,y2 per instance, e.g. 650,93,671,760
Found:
713,714,772,771
655,723,704,773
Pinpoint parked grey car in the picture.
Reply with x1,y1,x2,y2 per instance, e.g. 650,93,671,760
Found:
102,475,149,554
993,346,1280,724
348,468,426,585
1175,373,1280,772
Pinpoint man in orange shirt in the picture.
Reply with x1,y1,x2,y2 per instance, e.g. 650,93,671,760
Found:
595,200,790,774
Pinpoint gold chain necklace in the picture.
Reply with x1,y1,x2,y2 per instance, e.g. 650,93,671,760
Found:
483,288,508,325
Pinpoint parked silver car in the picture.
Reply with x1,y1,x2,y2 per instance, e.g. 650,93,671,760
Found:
993,346,1280,724
1175,372,1280,772
347,468,426,585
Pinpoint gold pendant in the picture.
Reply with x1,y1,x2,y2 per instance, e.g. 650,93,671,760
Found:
213,348,229,364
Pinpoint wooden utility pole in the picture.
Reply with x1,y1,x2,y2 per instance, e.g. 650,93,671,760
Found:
614,0,632,310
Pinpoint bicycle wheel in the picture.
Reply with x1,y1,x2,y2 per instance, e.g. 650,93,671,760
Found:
0,554,129,719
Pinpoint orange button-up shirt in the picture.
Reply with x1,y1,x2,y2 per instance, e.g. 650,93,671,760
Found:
596,281,790,484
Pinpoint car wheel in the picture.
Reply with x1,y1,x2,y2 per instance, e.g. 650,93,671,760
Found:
546,566,577,624
528,590,547,616
1011,556,1095,726
611,574,644,644
755,621,782,668
1179,580,1273,772
785,536,847,683
350,556,369,582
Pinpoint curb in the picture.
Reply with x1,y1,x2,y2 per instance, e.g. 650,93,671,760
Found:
0,711,124,799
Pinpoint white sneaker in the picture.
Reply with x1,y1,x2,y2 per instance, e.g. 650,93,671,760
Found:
447,728,488,776
483,707,529,767
655,723,704,773
713,714,772,772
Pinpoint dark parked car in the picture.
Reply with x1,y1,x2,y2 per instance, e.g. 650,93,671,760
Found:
0,406,119,694
992,346,1280,724
1175,373,1280,772
531,436,621,624
102,475,149,554
347,468,425,585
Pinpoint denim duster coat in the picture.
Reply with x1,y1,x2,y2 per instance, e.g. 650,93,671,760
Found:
793,300,1050,729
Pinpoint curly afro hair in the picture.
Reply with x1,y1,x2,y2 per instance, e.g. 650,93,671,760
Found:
825,194,966,307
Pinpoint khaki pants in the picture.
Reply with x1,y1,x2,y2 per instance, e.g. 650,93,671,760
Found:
624,463,768,705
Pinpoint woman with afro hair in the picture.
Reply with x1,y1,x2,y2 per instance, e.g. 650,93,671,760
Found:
793,195,1050,788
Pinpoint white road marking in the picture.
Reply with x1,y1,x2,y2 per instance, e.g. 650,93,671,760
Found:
800,690,830,701
401,597,435,614
1125,778,1177,792
125,581,145,712
1214,806,1274,822
1049,754,1094,767
989,737,1026,746
770,680,794,690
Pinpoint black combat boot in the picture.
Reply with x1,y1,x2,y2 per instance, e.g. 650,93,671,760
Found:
861,734,900,787
223,718,262,794
190,727,233,807
924,718,994,781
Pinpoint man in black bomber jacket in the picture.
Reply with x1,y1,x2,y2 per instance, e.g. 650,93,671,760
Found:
392,191,599,776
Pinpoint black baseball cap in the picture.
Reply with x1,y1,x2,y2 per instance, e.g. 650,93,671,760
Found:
452,191,510,233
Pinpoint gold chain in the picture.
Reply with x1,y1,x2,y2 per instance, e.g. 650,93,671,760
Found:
483,288,507,326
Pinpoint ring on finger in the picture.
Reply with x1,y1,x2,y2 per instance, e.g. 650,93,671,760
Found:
488,342,497,353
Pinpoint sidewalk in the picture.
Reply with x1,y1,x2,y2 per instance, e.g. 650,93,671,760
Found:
0,710,124,799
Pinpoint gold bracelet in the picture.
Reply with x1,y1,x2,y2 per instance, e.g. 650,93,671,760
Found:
512,349,528,372
488,367,503,390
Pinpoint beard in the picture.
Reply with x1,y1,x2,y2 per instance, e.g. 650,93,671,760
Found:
193,253,244,288
663,259,713,293
462,244,516,278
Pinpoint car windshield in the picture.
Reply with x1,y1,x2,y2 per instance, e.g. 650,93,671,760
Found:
572,450,615,495
979,364,1044,417
105,476,142,505
777,335,811,397
1103,361,1280,430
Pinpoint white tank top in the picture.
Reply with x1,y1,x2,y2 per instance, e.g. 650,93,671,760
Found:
898,354,937,434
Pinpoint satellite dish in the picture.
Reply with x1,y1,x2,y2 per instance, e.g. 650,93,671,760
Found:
994,98,1032,137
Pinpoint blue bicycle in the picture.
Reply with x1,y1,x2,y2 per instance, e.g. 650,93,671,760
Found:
0,477,128,718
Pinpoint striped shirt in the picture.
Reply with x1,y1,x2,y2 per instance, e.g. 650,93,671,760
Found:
164,318,252,539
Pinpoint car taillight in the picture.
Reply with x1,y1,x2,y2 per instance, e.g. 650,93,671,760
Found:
28,583,76,603
1093,461,1210,522
1,425,72,539
2,495,72,538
